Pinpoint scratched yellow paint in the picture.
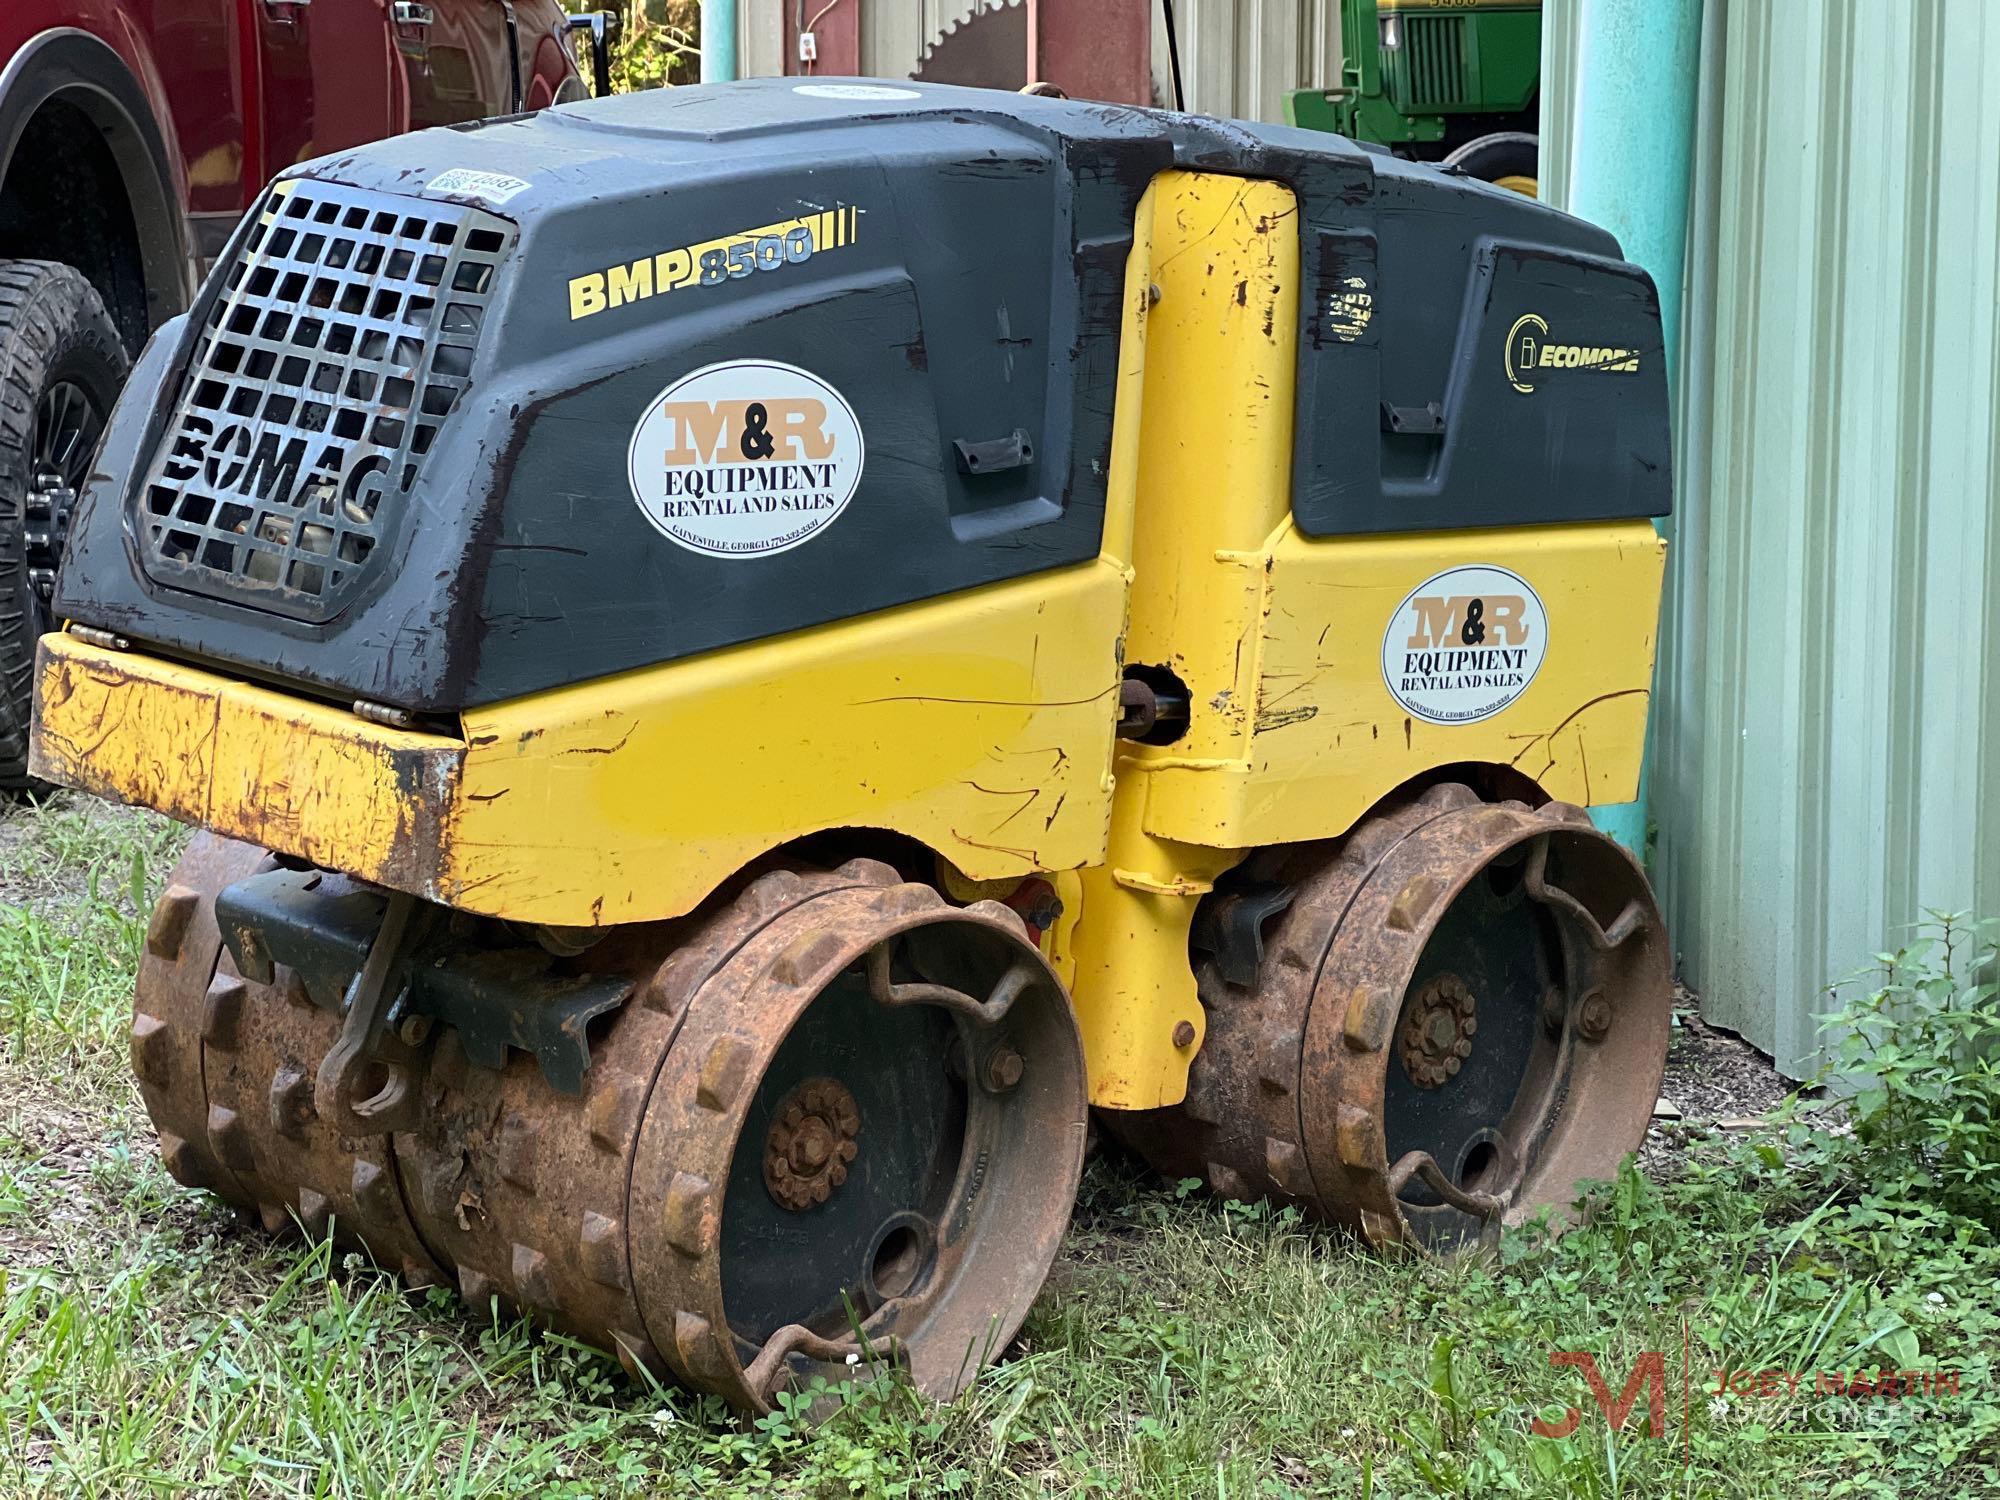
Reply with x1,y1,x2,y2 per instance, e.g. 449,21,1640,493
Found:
1119,172,1298,762
1067,755,1242,1108
33,558,1126,927
1096,176,1664,872
31,635,458,890
1063,171,1293,1108
451,560,1125,923
1075,172,1664,1105
1132,520,1667,849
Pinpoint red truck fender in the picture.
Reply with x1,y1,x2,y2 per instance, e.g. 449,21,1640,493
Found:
0,24,193,332
0,3,585,789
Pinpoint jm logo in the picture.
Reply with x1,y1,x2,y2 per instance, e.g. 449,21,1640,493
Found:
1531,1351,1669,1440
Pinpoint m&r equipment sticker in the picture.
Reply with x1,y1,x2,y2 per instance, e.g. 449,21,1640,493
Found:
627,360,863,558
1381,565,1547,725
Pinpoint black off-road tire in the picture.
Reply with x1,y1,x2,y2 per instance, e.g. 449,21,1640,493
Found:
0,261,129,790
1442,132,1539,196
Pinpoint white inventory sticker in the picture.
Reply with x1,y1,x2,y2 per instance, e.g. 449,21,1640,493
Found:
426,168,531,205
1381,565,1548,725
793,83,920,101
627,360,864,558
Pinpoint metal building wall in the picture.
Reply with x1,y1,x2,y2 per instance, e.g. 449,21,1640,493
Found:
1546,0,2000,1075
1153,0,1342,121
737,0,786,77
739,0,1341,122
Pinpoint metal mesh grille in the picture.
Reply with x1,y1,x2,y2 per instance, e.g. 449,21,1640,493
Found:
136,179,515,621
1402,17,1468,111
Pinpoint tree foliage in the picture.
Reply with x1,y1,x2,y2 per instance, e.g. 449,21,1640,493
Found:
566,0,701,92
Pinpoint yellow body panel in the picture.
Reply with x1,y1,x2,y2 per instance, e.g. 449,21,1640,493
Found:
1122,173,1298,756
1071,170,1663,1103
1063,171,1297,1107
28,169,1667,1113
1068,770,1241,1107
33,557,1126,925
1132,520,1666,848
451,560,1124,923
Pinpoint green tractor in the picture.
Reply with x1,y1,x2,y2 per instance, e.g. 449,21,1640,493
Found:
1287,0,1542,196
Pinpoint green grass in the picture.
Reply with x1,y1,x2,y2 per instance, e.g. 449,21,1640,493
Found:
0,800,184,1077
0,795,1994,1496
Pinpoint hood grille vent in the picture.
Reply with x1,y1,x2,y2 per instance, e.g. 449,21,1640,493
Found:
135,179,514,621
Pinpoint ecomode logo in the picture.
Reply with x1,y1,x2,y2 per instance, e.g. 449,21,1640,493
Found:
1504,312,1641,394
627,360,864,558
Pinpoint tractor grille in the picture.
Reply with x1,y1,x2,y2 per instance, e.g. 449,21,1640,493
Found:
1401,16,1469,111
135,179,514,622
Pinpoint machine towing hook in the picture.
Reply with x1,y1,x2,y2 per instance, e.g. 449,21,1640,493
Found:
314,892,424,1137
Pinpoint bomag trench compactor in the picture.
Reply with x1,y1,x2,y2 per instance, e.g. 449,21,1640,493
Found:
31,79,1674,1412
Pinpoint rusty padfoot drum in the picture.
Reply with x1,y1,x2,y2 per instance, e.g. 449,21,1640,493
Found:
132,836,1088,1411
1110,782,1672,1253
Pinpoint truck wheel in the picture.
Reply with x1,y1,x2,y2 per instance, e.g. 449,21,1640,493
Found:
0,261,128,790
1444,132,1539,198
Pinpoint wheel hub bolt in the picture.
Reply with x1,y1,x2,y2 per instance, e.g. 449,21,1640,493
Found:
981,1045,1025,1094
764,1077,861,1211
789,1119,833,1172
1399,973,1478,1089
1577,990,1613,1041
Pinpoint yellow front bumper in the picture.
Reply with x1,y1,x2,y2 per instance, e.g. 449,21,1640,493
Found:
32,632,465,900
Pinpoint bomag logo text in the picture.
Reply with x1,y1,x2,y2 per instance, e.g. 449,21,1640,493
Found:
1504,312,1641,394
568,206,859,321
161,414,389,514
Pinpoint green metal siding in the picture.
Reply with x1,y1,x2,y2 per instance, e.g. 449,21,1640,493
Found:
1545,0,2000,1075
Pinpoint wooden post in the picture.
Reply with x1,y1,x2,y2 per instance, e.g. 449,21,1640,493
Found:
785,0,863,77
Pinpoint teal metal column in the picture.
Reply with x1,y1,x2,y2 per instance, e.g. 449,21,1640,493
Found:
702,0,740,83
1556,0,1702,857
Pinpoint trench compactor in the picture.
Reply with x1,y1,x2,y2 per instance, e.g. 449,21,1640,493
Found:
31,79,1675,1411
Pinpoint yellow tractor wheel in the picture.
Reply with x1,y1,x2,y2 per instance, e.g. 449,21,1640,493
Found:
1443,131,1541,200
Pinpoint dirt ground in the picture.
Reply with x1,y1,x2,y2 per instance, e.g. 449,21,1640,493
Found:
1640,985,1797,1176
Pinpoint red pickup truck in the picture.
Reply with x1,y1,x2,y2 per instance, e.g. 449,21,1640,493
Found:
0,3,590,784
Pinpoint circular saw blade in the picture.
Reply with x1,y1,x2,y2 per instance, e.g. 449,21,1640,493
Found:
912,1,1029,92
